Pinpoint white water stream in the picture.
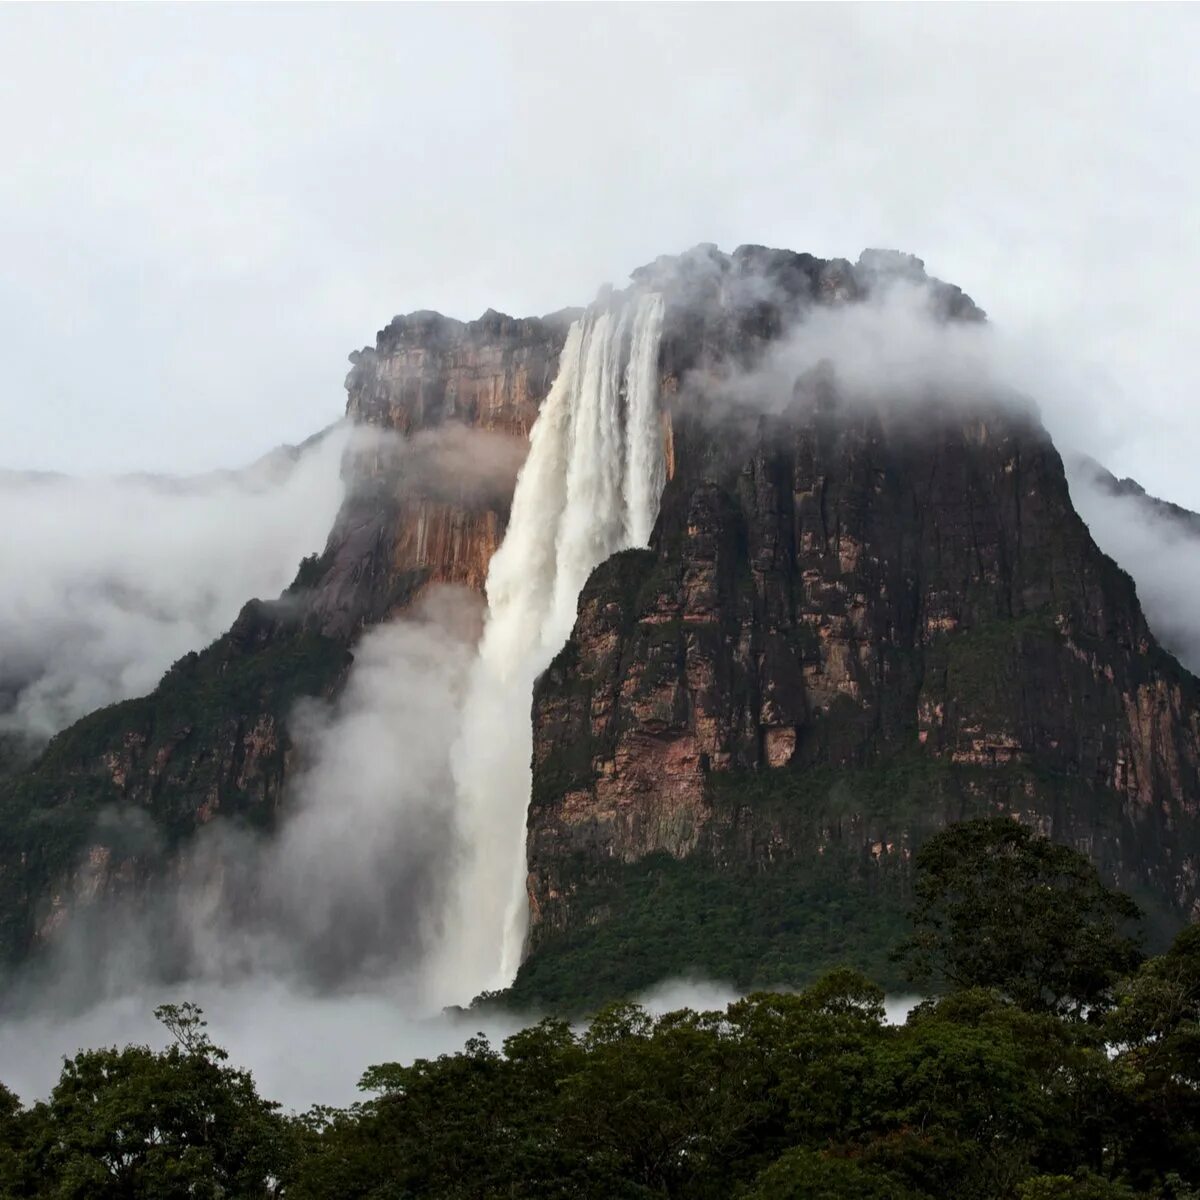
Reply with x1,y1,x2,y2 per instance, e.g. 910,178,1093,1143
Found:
432,291,666,1002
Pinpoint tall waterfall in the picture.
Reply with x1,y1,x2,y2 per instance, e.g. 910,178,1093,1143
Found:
431,291,666,1003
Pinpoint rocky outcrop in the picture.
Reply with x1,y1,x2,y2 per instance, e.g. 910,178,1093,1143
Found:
1074,455,1200,537
516,249,1200,1003
296,310,573,638
0,309,572,968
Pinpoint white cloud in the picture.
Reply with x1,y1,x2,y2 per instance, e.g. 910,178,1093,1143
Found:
0,6,1198,505
0,975,920,1113
0,427,350,740
1067,464,1200,676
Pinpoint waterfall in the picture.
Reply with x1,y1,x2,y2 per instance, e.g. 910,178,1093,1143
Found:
430,292,666,1003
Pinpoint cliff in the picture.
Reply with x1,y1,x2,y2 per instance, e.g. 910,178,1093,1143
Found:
298,308,573,637
3,244,1199,1008
510,250,1200,1007
0,310,571,969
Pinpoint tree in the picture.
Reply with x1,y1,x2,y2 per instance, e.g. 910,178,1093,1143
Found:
724,971,890,1156
896,818,1142,1017
1017,1171,1135,1199
0,1080,30,1197
287,1023,627,1200
22,1002,290,1199
1104,925,1200,1190
864,989,1113,1198
744,1146,928,1199
1108,924,1200,1058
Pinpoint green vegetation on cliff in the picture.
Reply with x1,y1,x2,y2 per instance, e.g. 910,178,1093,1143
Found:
514,749,1151,1013
510,849,916,1010
0,609,350,966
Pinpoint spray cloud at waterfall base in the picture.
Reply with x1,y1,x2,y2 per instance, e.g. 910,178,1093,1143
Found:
1,288,669,1022
9,586,483,1014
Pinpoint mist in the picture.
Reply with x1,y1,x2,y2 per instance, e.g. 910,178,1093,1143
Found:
13,584,487,1014
684,267,1118,460
1067,462,1200,676
249,584,483,992
687,272,1200,680
684,271,1200,687
0,974,920,1113
0,426,351,743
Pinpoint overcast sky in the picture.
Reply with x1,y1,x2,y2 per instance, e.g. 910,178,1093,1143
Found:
3,5,1198,502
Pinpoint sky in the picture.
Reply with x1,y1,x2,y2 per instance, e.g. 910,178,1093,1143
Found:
2,5,1199,503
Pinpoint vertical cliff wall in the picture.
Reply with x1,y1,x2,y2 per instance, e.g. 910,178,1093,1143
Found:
513,251,1200,1007
297,309,573,637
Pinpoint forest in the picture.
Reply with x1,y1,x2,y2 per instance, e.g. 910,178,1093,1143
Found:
2,818,1197,1199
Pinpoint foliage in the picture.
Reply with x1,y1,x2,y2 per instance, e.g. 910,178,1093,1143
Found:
1103,924,1200,1190
896,817,1144,1017
4,1003,291,1198
743,1147,928,1199
2,823,1198,1197
506,849,915,1012
1,947,1198,1196
515,747,1166,1015
514,752,985,1012
1018,1173,1137,1199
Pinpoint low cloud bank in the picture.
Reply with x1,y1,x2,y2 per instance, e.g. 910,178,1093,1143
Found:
0,976,920,1113
0,426,352,741
1067,461,1200,676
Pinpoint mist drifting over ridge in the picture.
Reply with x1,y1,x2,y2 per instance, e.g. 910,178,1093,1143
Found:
0,425,351,743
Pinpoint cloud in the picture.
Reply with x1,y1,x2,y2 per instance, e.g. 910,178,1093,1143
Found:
13,583,488,1010
676,270,1119,460
1,414,544,1016
0,975,920,1113
242,584,484,990
0,976,523,1112
0,426,352,742
354,421,527,507
1,7,1199,510
1067,461,1200,676
673,270,1200,693
683,274,991,415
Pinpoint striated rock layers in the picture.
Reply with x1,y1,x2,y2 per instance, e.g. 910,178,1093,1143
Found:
301,308,574,638
0,308,572,969
513,247,1200,1005
4,243,1200,1005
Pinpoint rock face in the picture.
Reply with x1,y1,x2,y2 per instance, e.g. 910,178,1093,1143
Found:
4,243,1200,1003
0,309,571,968
513,247,1200,1005
298,308,574,638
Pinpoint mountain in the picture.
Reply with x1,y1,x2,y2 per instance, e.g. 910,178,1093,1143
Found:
3,245,1199,1009
1066,453,1200,678
0,307,574,973
0,424,350,753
